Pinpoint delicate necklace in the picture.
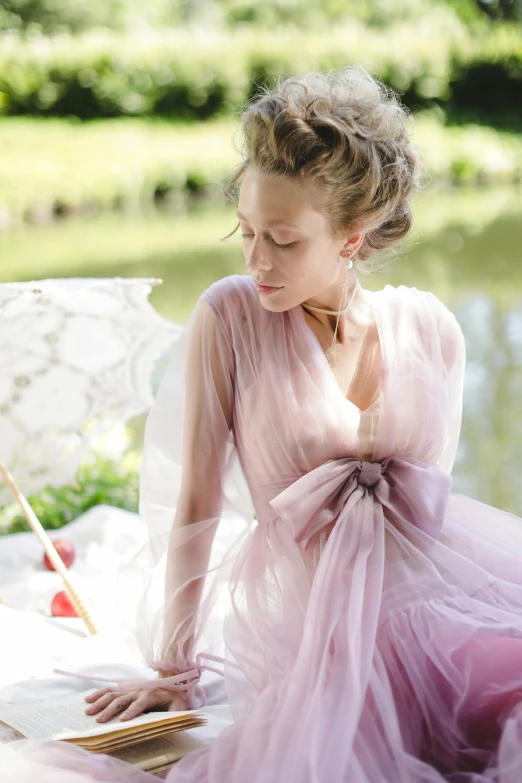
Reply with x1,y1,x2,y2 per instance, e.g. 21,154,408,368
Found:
302,258,358,366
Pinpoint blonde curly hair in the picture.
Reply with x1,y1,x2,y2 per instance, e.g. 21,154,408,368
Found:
220,65,426,272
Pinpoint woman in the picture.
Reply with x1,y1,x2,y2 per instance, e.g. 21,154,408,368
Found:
7,65,522,782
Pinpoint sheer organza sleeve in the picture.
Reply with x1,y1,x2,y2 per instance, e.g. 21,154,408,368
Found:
130,286,255,687
422,291,466,476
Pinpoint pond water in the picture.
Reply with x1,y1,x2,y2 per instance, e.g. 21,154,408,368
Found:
0,184,521,514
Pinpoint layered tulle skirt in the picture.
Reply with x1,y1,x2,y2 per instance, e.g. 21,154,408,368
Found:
5,475,522,783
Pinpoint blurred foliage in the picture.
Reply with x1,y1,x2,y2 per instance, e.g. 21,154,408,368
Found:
447,24,522,128
217,0,462,28
0,0,213,35
0,28,247,119
0,450,140,534
0,112,521,228
443,0,522,24
0,0,146,34
0,0,520,34
476,0,522,22
443,0,487,24
0,21,520,125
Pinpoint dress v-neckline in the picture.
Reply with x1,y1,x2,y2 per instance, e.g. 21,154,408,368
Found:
295,286,386,415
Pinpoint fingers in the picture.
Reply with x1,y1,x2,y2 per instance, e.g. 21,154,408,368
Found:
84,687,172,723
94,693,135,723
85,691,124,716
118,693,156,722
84,691,135,722
84,688,115,703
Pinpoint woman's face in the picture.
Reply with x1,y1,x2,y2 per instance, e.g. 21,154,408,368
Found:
237,166,361,313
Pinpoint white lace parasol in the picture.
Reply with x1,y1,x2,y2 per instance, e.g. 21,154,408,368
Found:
0,277,180,508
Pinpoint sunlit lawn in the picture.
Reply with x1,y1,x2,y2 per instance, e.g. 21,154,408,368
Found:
0,111,521,227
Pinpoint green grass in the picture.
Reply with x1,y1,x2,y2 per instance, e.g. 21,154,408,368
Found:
0,116,241,224
0,111,521,229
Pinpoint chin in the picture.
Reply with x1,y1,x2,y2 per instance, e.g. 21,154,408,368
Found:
257,295,293,313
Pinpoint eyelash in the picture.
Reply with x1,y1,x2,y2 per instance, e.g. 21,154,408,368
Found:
241,234,297,249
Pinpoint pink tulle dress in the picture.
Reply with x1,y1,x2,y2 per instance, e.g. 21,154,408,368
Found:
6,274,522,782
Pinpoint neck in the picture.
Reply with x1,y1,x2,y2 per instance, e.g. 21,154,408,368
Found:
302,272,359,329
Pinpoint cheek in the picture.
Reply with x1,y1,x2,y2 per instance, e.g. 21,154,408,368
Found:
293,254,333,288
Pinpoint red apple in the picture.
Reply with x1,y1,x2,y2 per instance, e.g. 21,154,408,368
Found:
51,590,78,617
43,539,76,571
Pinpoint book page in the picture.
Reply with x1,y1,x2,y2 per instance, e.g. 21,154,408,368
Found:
109,731,204,771
0,721,24,744
0,689,199,742
71,717,202,751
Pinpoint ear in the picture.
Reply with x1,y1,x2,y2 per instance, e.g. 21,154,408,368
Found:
340,231,365,258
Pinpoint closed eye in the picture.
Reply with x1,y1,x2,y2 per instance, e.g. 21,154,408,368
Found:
241,234,297,249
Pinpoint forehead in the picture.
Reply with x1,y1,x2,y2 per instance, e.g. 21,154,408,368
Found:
235,208,299,228
237,167,323,225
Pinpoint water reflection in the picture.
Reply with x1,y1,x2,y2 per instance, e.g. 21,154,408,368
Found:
456,294,522,513
0,186,521,514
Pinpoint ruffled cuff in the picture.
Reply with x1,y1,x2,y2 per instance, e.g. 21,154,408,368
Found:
149,658,205,709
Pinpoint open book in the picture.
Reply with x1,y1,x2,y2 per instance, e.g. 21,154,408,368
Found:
0,688,206,776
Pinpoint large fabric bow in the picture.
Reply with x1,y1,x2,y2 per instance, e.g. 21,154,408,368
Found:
269,456,452,547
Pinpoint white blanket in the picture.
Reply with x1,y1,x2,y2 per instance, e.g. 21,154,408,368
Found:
0,505,232,746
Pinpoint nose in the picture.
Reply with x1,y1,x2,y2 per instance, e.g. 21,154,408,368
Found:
245,237,272,274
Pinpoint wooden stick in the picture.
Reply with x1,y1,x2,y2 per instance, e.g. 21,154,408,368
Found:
0,461,98,635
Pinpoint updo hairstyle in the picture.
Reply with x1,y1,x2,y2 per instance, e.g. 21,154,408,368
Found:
221,65,426,273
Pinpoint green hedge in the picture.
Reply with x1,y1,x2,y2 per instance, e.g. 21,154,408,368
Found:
0,0,494,36
0,21,521,122
0,0,186,35
448,24,522,125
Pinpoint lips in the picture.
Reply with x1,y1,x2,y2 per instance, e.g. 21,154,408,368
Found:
256,283,282,289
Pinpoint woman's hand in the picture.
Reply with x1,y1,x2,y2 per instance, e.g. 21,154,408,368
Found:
84,686,190,723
